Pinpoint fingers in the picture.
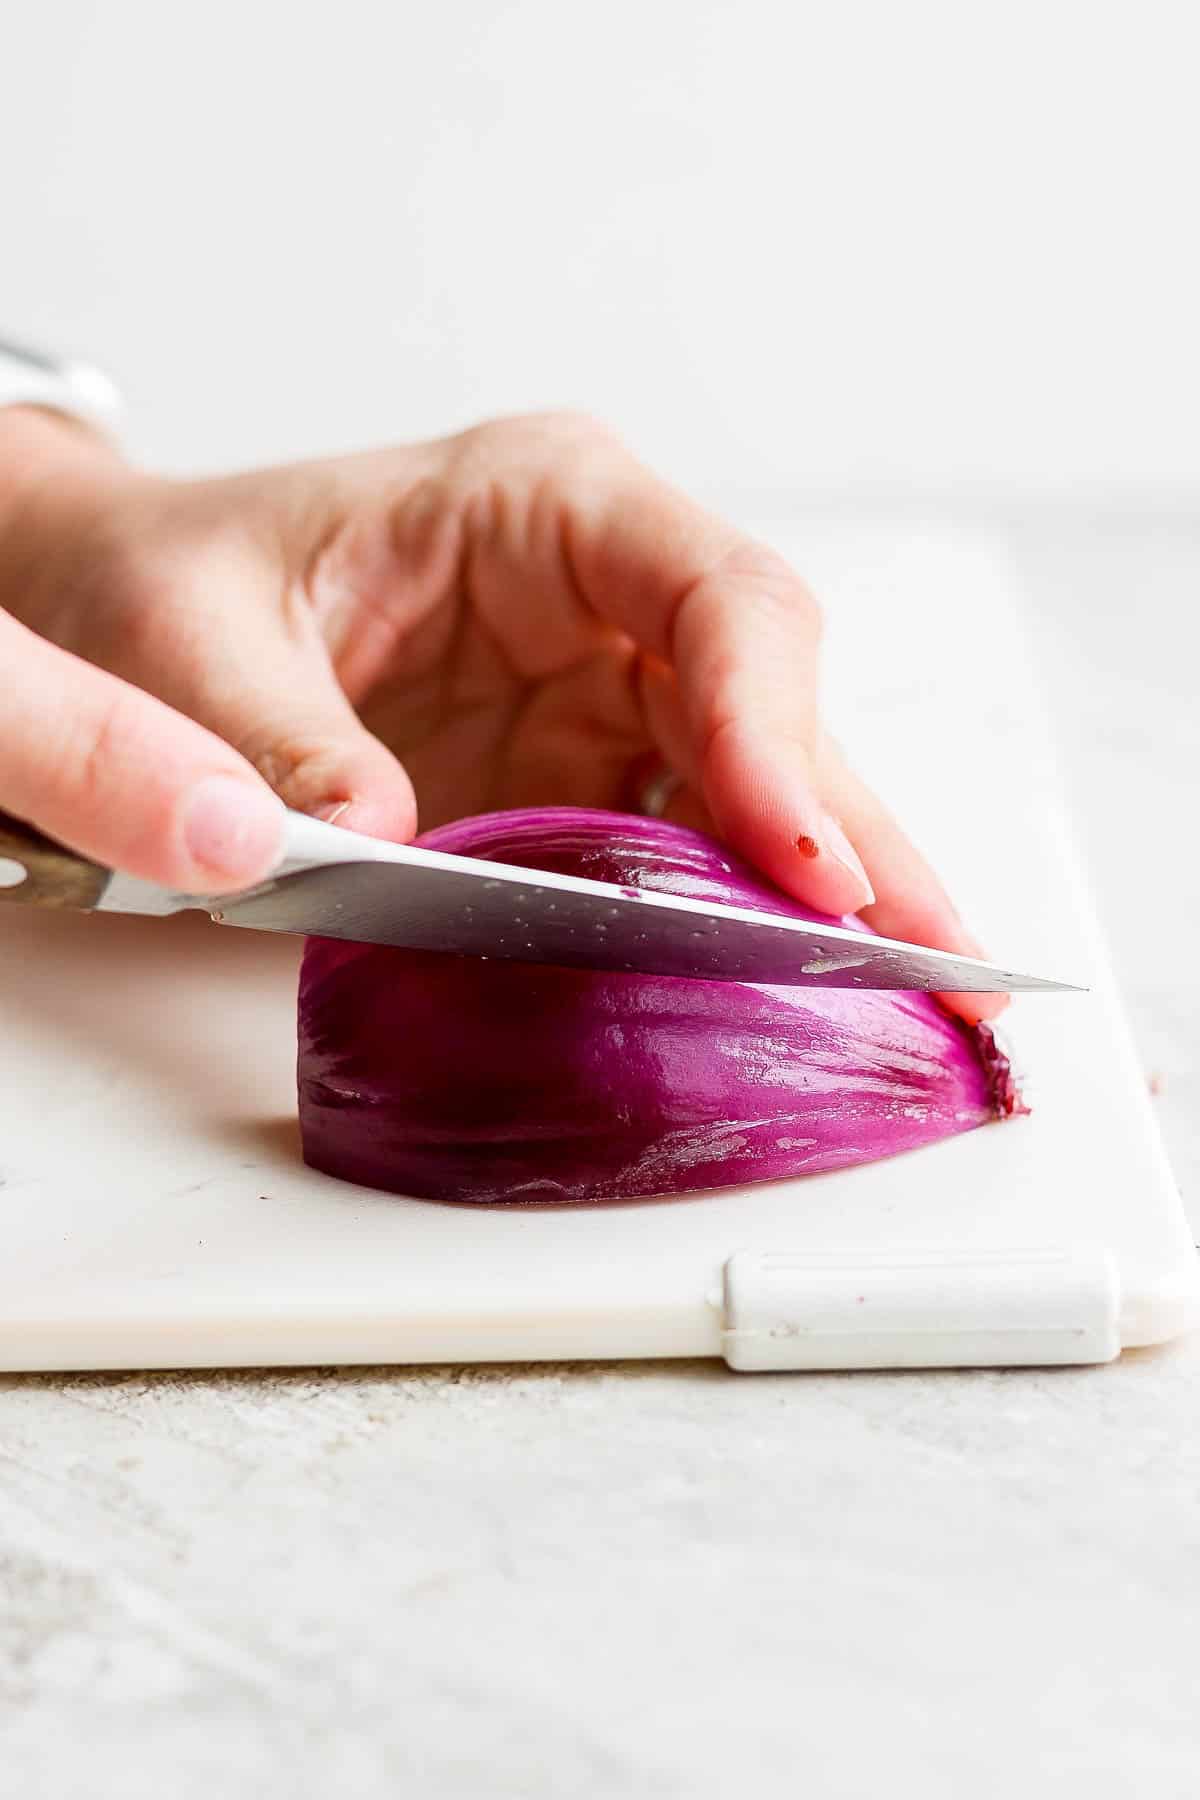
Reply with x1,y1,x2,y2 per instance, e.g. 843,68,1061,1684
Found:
0,609,284,892
210,666,418,845
562,437,997,1021
87,552,420,845
816,738,1008,1026
550,447,874,915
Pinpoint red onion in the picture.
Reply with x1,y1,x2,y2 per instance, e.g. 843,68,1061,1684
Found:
298,808,1022,1203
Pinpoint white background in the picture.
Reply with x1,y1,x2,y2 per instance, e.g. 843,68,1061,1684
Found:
5,0,1200,493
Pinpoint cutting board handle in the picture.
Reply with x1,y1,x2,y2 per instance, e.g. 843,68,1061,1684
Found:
0,812,108,911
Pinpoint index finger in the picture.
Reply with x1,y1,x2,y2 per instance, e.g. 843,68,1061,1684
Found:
558,451,874,915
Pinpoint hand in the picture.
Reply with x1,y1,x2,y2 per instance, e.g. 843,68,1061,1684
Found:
0,407,1003,1022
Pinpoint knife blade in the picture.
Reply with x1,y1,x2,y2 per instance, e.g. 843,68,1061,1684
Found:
0,808,1080,992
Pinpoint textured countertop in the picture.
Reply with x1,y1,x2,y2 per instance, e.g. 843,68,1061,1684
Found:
2,512,1197,1798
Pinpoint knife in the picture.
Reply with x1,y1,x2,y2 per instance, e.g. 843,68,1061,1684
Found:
0,808,1079,992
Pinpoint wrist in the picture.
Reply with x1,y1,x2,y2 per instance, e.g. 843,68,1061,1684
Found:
0,403,125,496
0,402,133,533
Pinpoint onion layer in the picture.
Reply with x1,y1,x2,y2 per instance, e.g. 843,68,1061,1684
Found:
298,808,1022,1203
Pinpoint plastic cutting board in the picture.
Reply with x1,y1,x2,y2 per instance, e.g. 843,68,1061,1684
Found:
1,524,1195,1372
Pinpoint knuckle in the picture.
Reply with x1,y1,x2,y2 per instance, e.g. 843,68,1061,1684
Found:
539,408,620,449
683,545,823,651
67,683,142,806
735,545,823,638
440,410,629,532
700,700,808,772
697,708,746,770
457,409,622,466
238,726,348,811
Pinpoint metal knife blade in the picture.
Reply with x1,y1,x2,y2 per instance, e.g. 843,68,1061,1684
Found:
204,854,1077,990
102,814,1076,993
1,808,1081,990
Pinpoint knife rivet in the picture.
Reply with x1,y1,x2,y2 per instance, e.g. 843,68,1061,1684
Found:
0,859,28,889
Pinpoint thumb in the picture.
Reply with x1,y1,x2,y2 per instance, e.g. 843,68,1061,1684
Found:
0,609,284,893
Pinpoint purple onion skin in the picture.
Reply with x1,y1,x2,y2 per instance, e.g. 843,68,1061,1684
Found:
298,808,1022,1204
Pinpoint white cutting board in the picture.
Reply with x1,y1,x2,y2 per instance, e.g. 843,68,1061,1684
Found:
0,525,1195,1373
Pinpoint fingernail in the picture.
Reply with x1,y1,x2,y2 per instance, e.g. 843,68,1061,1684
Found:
313,797,412,841
317,799,376,835
819,811,875,907
183,776,285,885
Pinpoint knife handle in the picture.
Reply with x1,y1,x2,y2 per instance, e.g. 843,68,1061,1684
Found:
0,812,108,911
